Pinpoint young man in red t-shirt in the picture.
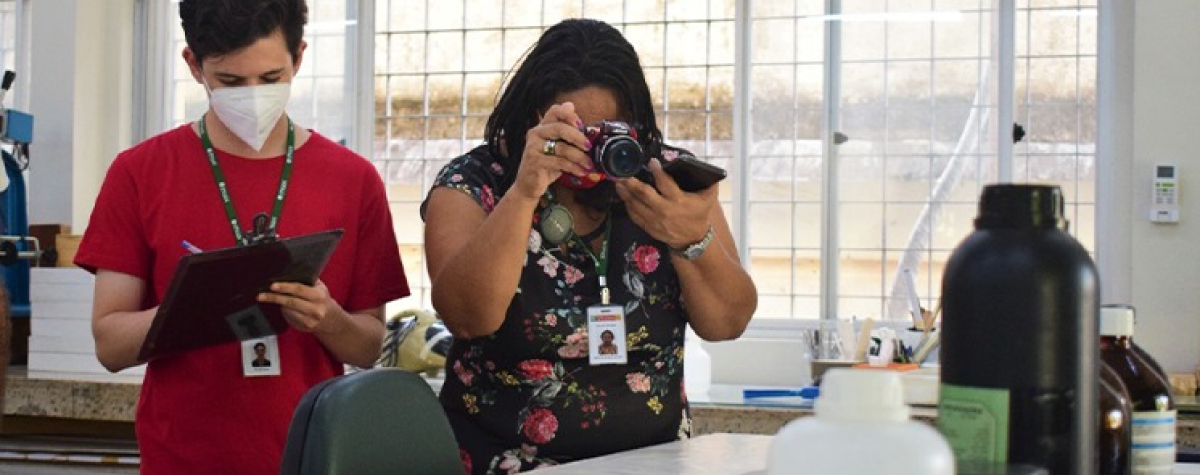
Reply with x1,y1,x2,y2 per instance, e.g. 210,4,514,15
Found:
73,1,409,473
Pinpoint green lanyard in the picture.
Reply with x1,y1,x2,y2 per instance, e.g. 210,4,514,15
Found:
198,114,295,247
546,189,614,305
575,218,613,305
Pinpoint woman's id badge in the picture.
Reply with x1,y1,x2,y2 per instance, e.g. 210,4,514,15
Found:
242,336,281,377
587,305,627,365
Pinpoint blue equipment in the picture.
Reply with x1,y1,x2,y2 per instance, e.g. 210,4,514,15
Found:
0,69,38,318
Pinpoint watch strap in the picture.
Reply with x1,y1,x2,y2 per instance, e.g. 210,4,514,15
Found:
671,225,715,259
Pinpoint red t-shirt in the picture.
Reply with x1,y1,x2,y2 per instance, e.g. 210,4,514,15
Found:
74,124,409,475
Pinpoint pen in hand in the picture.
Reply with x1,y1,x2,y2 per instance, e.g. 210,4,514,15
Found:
181,240,203,254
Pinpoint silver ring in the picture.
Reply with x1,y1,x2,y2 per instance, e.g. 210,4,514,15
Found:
542,139,557,156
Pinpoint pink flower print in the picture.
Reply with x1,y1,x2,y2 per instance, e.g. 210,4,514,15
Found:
491,162,505,175
563,264,584,285
454,360,475,386
558,329,589,358
528,229,542,253
518,359,555,381
556,344,586,358
537,255,558,278
497,455,519,473
633,245,660,274
450,173,464,183
480,185,496,212
662,149,680,162
522,408,559,444
544,313,557,327
459,449,472,474
626,372,651,393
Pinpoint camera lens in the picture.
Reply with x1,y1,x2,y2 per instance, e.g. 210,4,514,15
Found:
598,136,645,178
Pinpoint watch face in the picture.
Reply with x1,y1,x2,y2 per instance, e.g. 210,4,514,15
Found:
677,227,714,260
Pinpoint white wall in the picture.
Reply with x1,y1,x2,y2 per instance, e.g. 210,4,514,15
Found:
25,0,77,228
26,0,133,233
1127,0,1200,374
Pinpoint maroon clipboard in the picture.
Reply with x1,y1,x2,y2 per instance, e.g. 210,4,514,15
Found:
136,229,344,361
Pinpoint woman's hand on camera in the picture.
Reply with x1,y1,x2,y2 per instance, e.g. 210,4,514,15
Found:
511,102,594,201
616,157,717,249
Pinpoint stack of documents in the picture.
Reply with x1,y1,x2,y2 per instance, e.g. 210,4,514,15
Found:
28,268,144,382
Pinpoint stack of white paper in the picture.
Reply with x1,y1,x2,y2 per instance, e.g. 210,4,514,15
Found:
27,268,144,383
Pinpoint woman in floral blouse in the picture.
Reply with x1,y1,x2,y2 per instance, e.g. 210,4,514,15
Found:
422,18,757,474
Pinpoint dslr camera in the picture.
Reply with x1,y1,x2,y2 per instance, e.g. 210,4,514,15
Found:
582,120,646,178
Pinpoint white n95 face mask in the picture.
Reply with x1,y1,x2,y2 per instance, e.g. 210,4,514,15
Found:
205,81,291,152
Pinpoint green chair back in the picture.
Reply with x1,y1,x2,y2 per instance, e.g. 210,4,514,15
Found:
280,368,461,475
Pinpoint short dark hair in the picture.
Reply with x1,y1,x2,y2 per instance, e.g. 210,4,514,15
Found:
485,18,662,191
179,0,308,64
254,342,267,351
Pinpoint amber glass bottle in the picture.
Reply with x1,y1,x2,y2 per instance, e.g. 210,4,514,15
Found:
1099,304,1175,473
1099,362,1132,475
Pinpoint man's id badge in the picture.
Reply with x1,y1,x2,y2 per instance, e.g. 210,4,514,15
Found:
587,305,627,365
242,336,281,377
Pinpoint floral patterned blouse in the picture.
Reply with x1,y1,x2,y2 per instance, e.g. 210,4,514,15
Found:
426,145,691,475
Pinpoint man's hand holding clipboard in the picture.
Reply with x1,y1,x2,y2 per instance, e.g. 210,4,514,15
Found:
137,229,344,361
258,279,346,335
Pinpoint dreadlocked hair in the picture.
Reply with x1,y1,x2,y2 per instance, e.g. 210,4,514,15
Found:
484,18,663,194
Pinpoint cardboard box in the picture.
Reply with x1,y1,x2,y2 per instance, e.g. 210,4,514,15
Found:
54,235,83,268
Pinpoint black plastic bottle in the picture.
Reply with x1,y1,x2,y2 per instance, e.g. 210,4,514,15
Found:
1100,304,1175,473
1099,362,1133,475
938,184,1098,475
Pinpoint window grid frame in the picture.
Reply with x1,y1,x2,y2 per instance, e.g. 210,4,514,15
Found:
374,0,737,309
149,0,1097,326
743,0,1095,323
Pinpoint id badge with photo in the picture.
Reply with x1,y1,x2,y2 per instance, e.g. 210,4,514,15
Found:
587,305,627,365
242,336,281,377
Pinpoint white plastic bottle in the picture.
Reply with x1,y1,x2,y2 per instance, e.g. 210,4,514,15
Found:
684,327,711,397
767,368,954,475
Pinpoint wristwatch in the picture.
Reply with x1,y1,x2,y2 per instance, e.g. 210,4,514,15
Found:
671,226,715,260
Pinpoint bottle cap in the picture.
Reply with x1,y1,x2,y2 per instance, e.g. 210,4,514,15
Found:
1100,305,1135,337
814,368,910,422
975,184,1067,230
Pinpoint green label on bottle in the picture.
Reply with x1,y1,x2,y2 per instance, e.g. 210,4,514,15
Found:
939,383,1009,470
